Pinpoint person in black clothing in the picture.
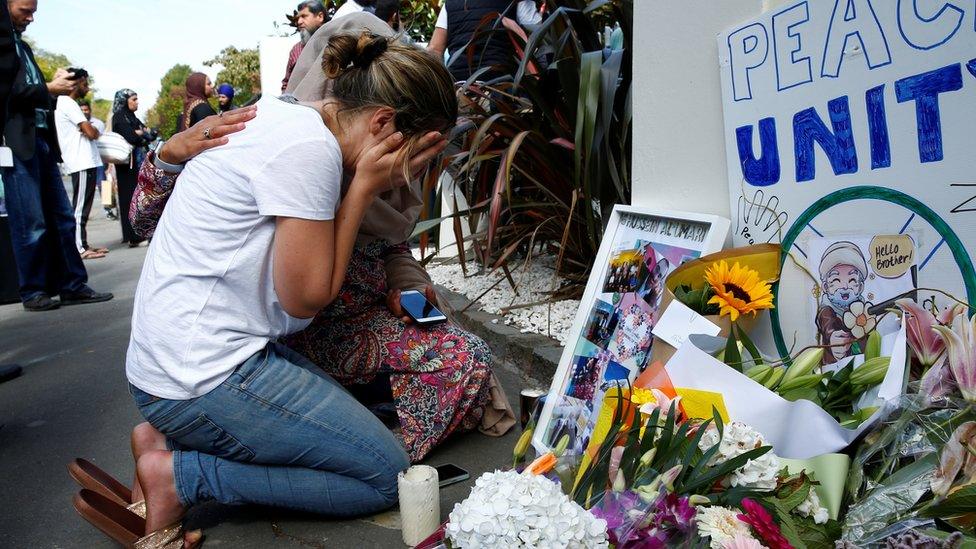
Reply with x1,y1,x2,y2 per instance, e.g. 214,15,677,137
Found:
427,0,518,82
1,0,17,137
109,88,151,247
1,0,113,311
1,0,25,381
178,72,216,132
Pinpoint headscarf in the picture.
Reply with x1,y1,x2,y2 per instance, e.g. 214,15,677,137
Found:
181,72,210,130
109,88,140,131
287,13,422,246
112,88,137,116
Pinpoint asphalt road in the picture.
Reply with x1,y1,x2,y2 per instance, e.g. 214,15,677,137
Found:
0,215,527,548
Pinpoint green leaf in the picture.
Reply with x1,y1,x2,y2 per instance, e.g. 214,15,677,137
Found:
780,387,820,403
724,325,743,372
776,483,811,513
920,483,976,517
683,446,773,493
766,498,808,549
737,324,764,367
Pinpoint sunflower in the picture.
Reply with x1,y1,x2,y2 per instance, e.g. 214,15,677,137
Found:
704,260,775,321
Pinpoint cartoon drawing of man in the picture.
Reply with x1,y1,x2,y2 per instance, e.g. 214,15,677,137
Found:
816,241,869,364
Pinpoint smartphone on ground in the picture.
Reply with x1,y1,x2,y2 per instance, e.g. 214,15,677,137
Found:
399,289,447,326
435,463,470,488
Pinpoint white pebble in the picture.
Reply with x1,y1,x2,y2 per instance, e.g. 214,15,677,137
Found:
425,256,579,346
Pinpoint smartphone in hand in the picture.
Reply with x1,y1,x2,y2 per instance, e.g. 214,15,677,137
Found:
400,290,447,326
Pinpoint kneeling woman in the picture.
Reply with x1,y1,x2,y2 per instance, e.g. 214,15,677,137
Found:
124,34,456,541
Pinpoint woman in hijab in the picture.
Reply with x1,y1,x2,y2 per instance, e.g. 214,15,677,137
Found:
178,72,216,132
110,88,152,247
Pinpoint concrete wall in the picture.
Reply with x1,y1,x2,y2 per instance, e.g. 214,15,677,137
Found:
630,0,783,218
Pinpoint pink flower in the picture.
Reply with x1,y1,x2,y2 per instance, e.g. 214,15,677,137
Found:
897,299,963,369
737,499,792,549
933,313,976,402
722,534,766,549
919,358,957,400
931,421,976,498
608,446,625,488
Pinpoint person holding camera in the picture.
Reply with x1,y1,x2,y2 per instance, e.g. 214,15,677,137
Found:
109,88,153,247
1,0,113,311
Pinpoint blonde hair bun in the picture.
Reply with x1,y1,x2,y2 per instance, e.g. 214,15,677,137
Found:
323,32,390,79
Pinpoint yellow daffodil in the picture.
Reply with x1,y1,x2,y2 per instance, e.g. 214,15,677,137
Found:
631,387,656,406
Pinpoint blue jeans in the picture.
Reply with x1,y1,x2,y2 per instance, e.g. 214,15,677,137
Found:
0,138,89,301
130,343,410,516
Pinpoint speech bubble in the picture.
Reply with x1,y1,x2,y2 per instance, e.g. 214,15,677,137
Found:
869,235,916,279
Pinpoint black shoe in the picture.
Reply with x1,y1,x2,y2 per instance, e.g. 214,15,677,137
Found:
0,365,23,383
23,294,60,311
59,289,114,306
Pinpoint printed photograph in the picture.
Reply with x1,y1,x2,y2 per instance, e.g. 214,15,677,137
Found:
603,246,649,293
582,299,620,350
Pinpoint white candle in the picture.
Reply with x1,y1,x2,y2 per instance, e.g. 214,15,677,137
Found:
398,465,440,546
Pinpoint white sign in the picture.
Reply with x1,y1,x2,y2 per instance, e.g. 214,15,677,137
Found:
718,1,976,357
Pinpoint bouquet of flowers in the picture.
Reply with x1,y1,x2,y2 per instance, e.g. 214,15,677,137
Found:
479,389,838,549
661,246,906,442
841,301,976,546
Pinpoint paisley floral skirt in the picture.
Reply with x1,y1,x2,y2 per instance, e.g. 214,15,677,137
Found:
283,241,493,462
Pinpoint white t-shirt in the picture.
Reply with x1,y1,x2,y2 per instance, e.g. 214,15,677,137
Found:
435,1,541,29
55,96,102,174
126,96,343,399
91,117,105,135
334,0,366,18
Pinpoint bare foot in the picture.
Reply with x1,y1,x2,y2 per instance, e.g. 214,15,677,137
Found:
136,450,186,534
130,422,167,502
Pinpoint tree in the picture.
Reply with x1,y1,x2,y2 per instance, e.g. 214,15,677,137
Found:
91,98,113,124
205,46,260,107
400,0,439,42
145,64,193,139
22,37,71,81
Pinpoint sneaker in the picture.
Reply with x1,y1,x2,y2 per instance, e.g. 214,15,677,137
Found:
59,288,114,306
23,294,61,311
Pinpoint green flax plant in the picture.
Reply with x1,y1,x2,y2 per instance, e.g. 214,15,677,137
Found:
419,0,632,296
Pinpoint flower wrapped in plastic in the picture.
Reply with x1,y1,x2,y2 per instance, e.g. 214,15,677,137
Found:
445,470,609,548
842,301,976,545
842,390,976,544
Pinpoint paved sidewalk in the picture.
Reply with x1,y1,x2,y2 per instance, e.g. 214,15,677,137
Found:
0,216,530,547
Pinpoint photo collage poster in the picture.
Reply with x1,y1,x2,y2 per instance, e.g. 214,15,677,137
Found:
805,234,917,368
543,212,714,454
